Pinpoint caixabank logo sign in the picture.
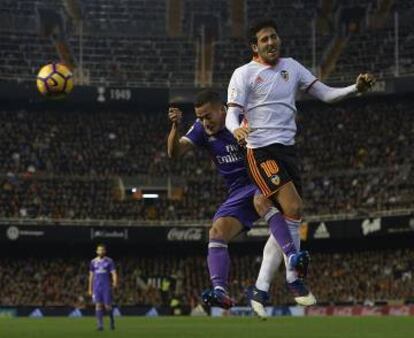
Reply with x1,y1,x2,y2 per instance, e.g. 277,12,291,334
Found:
90,228,129,240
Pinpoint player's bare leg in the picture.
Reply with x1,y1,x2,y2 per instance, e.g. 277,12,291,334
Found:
273,182,302,220
202,217,243,309
95,303,104,331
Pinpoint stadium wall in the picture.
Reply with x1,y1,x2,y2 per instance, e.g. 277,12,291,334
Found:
0,305,191,318
0,82,169,110
1,213,413,258
0,214,412,245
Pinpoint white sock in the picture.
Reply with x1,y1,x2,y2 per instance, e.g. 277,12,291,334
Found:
255,235,283,292
284,218,301,283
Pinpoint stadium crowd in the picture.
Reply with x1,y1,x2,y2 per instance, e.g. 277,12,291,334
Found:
1,0,413,86
0,95,413,220
1,249,413,307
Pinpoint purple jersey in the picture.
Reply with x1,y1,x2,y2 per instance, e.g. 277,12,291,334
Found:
89,257,115,290
182,120,251,192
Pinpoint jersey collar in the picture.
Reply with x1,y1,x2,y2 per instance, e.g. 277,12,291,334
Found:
251,58,280,68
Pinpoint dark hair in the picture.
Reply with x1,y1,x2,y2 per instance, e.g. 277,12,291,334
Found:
194,89,223,108
247,18,278,45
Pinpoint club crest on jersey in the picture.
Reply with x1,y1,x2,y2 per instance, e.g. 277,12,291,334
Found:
281,70,289,81
270,175,281,186
208,136,217,142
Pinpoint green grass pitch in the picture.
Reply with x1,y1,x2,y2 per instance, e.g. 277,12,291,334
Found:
2,316,413,338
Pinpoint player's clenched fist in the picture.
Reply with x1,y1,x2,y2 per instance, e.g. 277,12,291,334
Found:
233,127,250,146
168,107,183,125
356,73,375,93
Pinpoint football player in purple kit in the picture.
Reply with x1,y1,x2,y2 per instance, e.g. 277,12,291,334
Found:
167,89,313,311
88,244,118,331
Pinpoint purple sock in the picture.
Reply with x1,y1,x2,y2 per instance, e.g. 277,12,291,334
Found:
96,309,104,328
108,308,114,326
207,240,230,291
265,207,297,258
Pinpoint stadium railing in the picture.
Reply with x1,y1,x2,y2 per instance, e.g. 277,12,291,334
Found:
0,208,411,227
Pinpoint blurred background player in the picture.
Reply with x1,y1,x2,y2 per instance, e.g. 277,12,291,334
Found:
167,89,312,311
226,19,375,311
88,244,118,331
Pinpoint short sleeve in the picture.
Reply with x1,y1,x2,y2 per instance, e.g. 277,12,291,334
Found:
293,59,318,92
181,120,206,147
89,260,94,272
227,68,248,107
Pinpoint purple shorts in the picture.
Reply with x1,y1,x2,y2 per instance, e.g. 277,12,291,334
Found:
213,184,260,230
93,288,112,305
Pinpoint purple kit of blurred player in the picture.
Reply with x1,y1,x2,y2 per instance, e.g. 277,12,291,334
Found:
89,244,117,331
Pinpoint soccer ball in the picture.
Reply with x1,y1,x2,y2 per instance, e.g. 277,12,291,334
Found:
36,63,74,98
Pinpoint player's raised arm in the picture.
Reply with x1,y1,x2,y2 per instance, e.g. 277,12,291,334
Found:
307,73,375,103
167,107,194,159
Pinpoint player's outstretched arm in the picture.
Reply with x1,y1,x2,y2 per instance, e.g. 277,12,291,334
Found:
167,107,193,159
307,73,375,103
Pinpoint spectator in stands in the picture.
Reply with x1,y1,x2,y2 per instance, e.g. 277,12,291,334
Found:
1,250,413,307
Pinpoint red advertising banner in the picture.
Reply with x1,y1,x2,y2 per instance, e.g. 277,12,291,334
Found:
306,305,414,316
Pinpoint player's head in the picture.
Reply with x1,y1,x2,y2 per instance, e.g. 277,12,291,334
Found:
194,89,226,135
96,244,106,258
248,18,281,65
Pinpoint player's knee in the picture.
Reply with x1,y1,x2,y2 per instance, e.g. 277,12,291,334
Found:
253,194,274,217
209,219,236,242
209,225,226,242
283,200,303,220
96,304,103,310
209,218,244,242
